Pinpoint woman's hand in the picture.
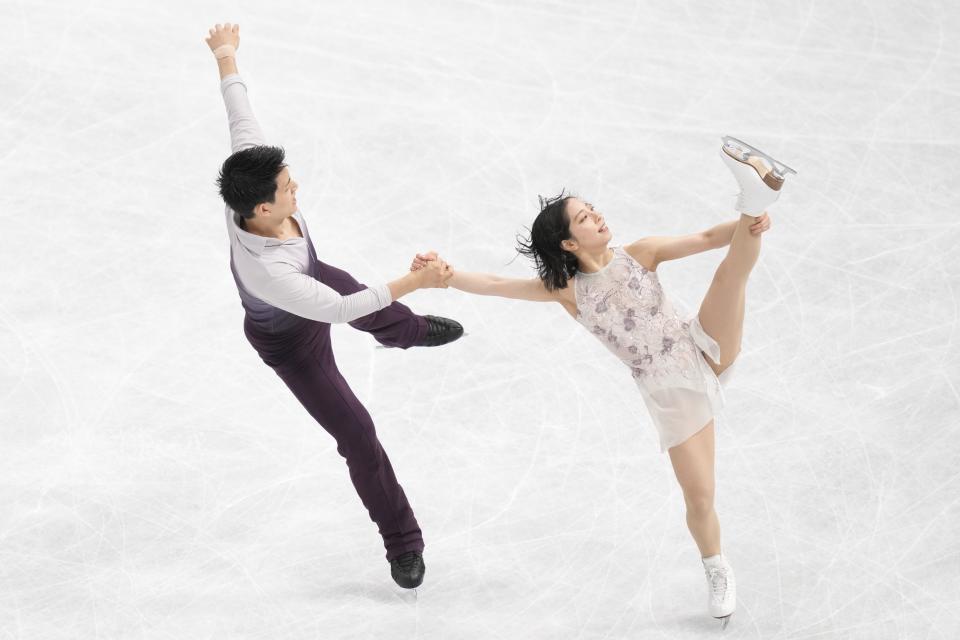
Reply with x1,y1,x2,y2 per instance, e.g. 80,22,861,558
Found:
413,255,453,288
750,213,771,236
411,251,439,272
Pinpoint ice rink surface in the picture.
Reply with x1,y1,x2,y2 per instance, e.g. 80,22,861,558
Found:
1,0,958,638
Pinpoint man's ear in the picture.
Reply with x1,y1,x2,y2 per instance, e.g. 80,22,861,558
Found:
254,202,270,218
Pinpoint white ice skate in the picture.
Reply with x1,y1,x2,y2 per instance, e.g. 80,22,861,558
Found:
720,135,796,216
703,555,736,629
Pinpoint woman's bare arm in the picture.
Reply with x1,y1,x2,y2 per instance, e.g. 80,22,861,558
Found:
447,271,558,303
625,215,770,268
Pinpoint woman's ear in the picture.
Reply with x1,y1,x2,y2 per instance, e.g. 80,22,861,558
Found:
561,239,577,252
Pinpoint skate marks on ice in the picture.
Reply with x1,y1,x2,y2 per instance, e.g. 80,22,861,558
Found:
2,0,959,637
308,579,419,606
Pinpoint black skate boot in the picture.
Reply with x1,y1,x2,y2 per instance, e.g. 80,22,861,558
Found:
415,315,463,347
390,551,426,589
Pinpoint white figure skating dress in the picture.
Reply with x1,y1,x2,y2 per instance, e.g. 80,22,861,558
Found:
573,246,733,451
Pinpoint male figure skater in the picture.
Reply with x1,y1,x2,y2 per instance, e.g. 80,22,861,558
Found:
205,22,461,589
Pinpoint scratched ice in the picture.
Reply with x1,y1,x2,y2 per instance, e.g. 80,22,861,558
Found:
1,1,958,638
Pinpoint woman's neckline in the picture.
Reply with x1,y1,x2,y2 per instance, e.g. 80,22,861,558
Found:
577,247,618,276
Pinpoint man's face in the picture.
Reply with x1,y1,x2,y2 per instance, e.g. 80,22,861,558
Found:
261,166,298,219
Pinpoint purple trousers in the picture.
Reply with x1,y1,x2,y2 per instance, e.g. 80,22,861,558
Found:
243,259,427,561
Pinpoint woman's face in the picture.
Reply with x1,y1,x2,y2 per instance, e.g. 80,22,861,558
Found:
563,197,611,252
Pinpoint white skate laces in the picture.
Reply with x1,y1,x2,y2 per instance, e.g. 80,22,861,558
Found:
720,135,796,216
707,566,731,604
702,554,736,626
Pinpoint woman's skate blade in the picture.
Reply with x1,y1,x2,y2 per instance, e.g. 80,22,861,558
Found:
721,135,797,179
717,613,732,629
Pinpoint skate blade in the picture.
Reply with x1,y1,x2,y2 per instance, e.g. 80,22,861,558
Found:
375,333,469,349
393,586,419,603
716,614,731,629
721,135,797,179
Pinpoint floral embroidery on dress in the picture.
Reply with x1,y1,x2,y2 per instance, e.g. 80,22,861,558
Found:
574,247,705,392
661,335,675,355
572,246,727,451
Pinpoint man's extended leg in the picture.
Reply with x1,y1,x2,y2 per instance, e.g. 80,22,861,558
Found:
315,258,463,349
316,259,427,349
273,339,424,560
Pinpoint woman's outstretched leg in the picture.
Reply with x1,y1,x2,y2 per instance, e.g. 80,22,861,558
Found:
698,137,794,375
697,213,762,374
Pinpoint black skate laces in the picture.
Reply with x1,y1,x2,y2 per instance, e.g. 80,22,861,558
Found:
426,316,444,335
395,552,420,568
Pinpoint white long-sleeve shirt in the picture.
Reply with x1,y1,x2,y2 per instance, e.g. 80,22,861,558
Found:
220,74,393,324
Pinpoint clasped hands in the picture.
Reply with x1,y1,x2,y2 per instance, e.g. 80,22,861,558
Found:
410,251,453,288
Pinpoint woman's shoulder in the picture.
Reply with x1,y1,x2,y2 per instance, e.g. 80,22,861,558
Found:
620,241,658,272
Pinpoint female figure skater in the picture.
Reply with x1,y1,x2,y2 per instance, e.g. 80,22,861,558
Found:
412,138,795,626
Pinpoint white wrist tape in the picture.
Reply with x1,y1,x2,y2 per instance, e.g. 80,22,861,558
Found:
213,44,236,60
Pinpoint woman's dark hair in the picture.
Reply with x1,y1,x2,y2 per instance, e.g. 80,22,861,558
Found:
216,145,287,226
516,191,578,291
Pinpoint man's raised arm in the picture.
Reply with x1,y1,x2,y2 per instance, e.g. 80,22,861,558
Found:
204,23,266,153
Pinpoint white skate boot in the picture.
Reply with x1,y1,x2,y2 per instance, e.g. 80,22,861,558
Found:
702,554,736,628
720,135,796,216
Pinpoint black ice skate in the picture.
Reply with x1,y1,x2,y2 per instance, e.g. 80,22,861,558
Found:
416,315,464,347
375,315,464,349
390,551,426,589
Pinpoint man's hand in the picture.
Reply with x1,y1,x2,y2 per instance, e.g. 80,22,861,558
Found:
410,251,439,272
412,255,453,288
205,23,240,56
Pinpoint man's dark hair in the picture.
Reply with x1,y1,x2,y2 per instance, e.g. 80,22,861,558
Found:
216,145,287,226
516,191,577,291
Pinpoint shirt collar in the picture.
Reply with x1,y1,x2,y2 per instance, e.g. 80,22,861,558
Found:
231,210,306,255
